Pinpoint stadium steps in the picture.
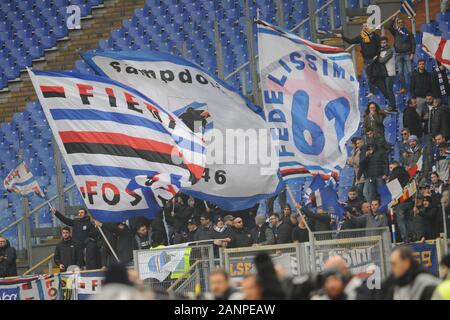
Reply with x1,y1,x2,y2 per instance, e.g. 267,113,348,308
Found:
0,0,146,123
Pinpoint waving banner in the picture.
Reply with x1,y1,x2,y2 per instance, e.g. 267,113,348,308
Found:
29,70,205,222
3,162,45,197
82,51,283,211
257,20,360,181
422,32,450,70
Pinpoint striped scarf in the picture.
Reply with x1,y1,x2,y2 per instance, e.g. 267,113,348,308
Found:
435,66,447,96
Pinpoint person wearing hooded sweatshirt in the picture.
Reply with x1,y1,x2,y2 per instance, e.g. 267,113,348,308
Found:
251,215,276,245
0,237,17,277
381,246,440,300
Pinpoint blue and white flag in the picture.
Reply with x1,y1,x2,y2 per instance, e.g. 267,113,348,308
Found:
400,0,416,18
28,69,205,222
257,20,360,181
81,50,283,211
315,185,345,222
3,162,45,197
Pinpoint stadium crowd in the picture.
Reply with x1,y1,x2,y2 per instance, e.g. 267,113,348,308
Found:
0,15,449,301
87,249,450,300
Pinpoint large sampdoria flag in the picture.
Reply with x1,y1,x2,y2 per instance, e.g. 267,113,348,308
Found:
422,32,450,70
257,20,360,182
81,50,283,211
3,162,44,197
28,69,205,222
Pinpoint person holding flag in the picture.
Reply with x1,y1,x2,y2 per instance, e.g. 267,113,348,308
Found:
50,207,94,249
388,14,416,94
386,161,415,243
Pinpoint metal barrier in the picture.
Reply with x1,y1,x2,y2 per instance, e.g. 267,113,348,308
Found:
221,228,392,280
305,227,392,278
222,243,304,279
134,244,215,295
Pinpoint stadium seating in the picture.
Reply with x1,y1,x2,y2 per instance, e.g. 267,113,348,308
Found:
0,0,449,248
0,0,103,89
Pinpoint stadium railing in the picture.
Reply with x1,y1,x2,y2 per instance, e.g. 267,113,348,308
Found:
134,243,215,296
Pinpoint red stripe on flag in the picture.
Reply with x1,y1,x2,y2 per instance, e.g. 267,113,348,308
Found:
40,85,65,93
435,37,450,66
59,131,181,156
281,168,310,175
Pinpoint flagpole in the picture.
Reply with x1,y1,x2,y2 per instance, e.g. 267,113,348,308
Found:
389,207,397,245
286,184,313,233
441,199,449,254
95,223,120,263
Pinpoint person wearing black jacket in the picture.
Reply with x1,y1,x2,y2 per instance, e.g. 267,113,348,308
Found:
360,143,388,202
194,213,215,242
164,196,194,233
403,98,423,138
297,204,331,232
422,96,449,173
411,59,432,115
228,217,253,248
338,24,381,97
51,207,93,247
269,213,293,244
0,237,17,277
420,196,439,240
388,16,415,93
388,161,414,243
84,227,102,270
54,227,83,272
98,221,134,266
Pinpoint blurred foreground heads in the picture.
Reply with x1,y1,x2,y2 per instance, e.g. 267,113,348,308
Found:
90,263,155,300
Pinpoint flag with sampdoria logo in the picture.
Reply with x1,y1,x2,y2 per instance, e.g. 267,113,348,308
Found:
3,162,45,197
28,69,205,222
81,50,283,211
257,20,360,182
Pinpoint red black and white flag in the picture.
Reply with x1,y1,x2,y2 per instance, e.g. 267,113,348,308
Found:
422,32,450,70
